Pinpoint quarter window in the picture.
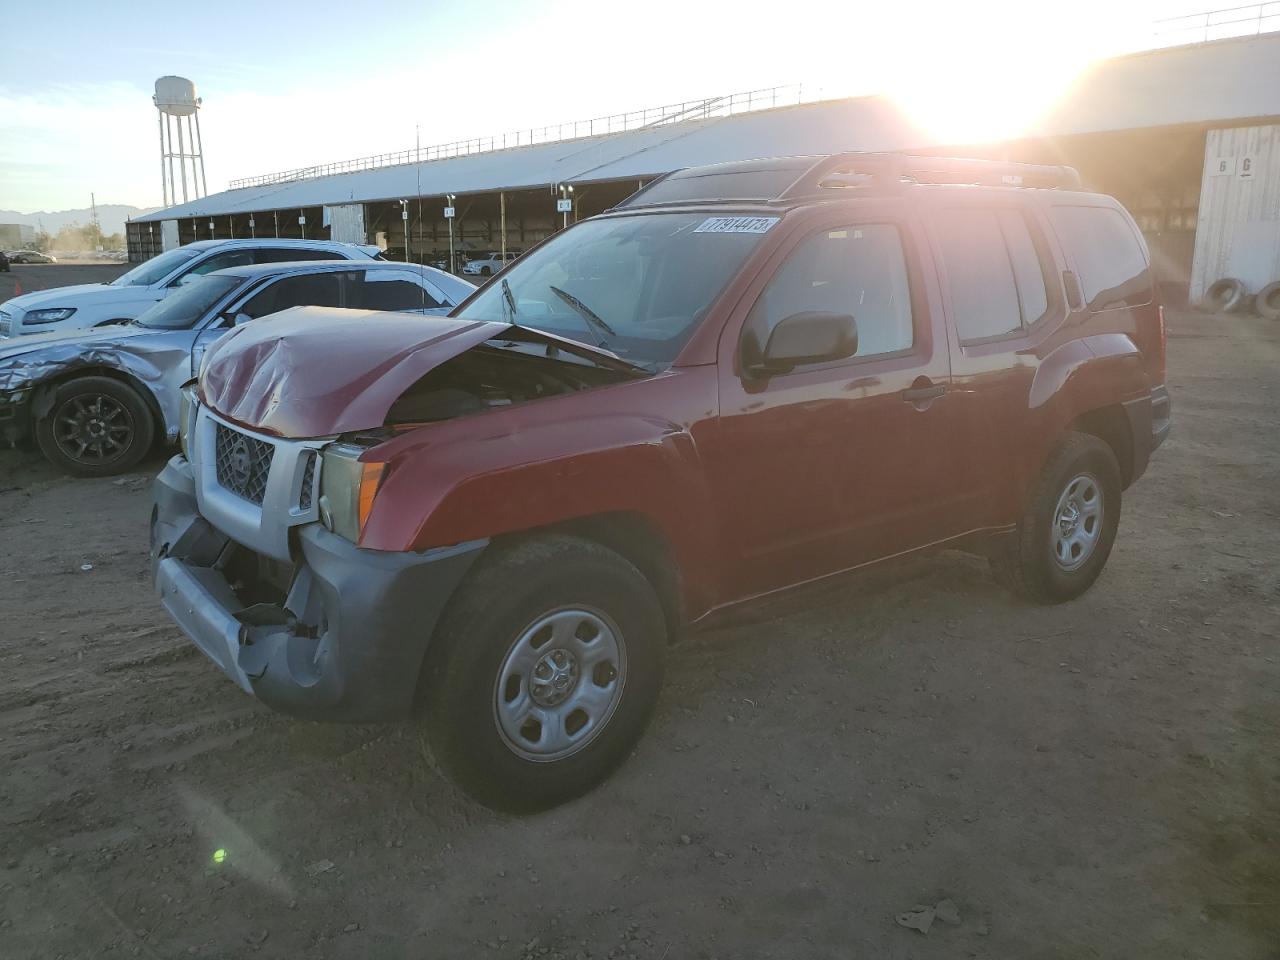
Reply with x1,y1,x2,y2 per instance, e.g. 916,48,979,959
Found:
934,207,1052,343
747,223,914,363
1049,205,1151,310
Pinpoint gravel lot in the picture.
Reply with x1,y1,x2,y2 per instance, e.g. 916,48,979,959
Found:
1,268,1277,959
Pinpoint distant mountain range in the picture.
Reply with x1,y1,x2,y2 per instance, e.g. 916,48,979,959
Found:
0,204,162,238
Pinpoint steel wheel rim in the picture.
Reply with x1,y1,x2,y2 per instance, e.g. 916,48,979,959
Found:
52,393,135,465
493,606,627,762
1051,472,1103,572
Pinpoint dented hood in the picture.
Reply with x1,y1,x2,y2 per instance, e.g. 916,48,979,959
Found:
200,307,509,437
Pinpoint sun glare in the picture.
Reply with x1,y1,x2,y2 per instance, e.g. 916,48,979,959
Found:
881,7,1104,145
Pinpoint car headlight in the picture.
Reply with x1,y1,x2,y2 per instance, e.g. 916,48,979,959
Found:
178,383,199,459
317,444,386,543
24,308,76,324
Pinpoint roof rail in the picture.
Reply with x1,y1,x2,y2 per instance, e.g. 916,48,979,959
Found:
777,152,1082,200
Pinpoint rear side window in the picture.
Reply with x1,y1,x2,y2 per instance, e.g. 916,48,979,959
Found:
255,247,347,264
934,207,1051,343
347,269,444,311
747,223,914,361
1049,205,1151,310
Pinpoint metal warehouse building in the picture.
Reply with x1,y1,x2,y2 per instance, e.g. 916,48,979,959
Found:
128,31,1280,306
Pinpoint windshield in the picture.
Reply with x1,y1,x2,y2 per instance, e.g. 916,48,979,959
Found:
134,275,244,329
110,248,199,287
453,212,774,368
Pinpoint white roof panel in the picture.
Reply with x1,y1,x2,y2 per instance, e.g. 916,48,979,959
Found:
135,32,1280,223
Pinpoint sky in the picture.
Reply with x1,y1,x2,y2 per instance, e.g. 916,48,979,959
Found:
0,0,1241,213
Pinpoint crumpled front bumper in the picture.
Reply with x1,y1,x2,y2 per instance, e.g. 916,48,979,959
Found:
0,387,32,444
150,455,486,723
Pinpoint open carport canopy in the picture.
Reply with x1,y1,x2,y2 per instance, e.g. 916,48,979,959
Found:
133,30,1280,223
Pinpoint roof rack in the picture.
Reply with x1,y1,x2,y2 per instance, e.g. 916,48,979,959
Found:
777,152,1082,199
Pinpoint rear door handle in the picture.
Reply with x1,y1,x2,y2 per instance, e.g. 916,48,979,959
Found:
902,384,946,403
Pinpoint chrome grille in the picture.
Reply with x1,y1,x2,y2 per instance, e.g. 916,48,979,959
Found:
299,451,317,509
214,423,274,505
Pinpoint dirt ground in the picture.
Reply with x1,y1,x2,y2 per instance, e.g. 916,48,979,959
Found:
1,270,1278,959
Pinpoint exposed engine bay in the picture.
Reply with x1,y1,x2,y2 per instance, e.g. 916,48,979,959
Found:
384,339,640,425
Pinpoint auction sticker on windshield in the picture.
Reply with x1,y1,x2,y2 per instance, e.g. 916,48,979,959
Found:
693,216,780,234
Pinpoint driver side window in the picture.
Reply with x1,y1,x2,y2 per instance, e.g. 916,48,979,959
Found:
746,223,914,365
240,273,343,320
176,250,255,284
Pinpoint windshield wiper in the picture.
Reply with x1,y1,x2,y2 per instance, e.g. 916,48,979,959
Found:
500,277,518,322
548,285,616,347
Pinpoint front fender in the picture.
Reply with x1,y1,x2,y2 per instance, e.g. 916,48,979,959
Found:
3,340,190,440
361,409,721,617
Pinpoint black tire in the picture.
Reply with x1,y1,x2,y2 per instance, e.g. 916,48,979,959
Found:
421,535,666,812
1256,281,1280,321
35,376,155,478
990,432,1122,604
1198,277,1247,314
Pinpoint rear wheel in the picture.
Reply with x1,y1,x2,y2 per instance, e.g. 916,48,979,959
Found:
421,535,665,811
35,376,155,477
991,432,1121,604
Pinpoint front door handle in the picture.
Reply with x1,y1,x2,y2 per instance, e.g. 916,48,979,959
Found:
902,383,946,403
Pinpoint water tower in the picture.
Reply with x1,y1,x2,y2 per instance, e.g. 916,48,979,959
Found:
153,76,208,206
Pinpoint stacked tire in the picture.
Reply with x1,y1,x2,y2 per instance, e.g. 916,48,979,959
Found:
1199,277,1280,320
1257,280,1280,321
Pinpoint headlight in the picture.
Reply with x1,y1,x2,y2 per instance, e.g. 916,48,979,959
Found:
24,308,76,324
178,384,199,459
317,444,386,543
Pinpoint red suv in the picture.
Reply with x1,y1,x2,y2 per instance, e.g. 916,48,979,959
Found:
151,153,1170,810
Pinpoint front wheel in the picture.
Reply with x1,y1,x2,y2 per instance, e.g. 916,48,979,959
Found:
35,376,155,477
421,535,666,811
991,432,1122,604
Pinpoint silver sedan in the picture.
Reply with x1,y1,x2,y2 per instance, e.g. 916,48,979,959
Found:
0,260,473,476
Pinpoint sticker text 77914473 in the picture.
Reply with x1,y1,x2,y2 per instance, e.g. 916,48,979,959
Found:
692,216,780,235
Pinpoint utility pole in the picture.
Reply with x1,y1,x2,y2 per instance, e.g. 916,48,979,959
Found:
90,193,102,250
445,193,456,274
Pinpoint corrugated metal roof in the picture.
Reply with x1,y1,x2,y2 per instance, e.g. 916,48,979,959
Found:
135,32,1280,224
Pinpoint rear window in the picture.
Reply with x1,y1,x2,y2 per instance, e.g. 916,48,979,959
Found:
1050,205,1151,311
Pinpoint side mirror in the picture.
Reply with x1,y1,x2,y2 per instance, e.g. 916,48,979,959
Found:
756,311,858,375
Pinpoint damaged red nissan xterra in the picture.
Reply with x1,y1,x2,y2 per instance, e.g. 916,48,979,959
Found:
151,153,1170,810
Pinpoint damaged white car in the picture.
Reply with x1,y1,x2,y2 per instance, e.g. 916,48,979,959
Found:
0,260,473,476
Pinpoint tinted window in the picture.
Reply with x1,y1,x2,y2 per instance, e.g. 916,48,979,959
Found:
1050,205,1151,310
934,209,1022,343
349,270,444,311
748,224,913,361
241,273,343,319
184,250,256,280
